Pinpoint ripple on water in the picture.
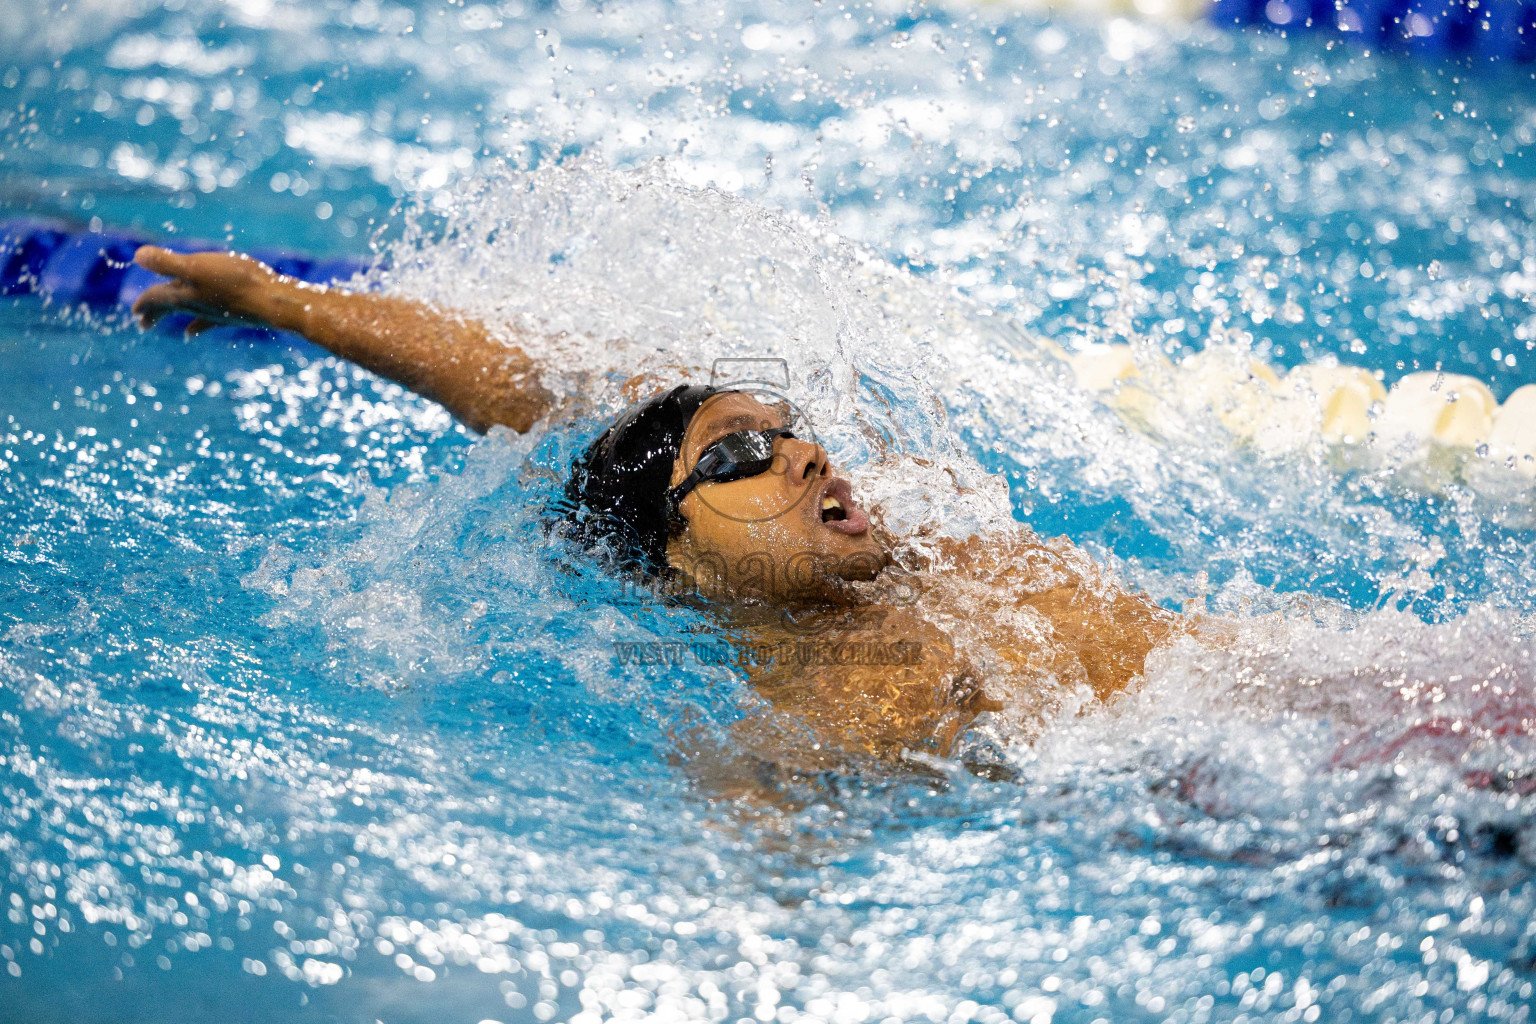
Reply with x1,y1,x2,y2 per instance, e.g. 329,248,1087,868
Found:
4,0,1536,1021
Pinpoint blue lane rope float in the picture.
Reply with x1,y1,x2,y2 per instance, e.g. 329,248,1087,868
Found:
5,225,1530,489
0,219,70,297
39,231,149,308
1209,0,1536,61
0,218,373,331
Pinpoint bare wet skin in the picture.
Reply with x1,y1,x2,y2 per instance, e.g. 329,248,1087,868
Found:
688,528,1189,801
626,391,1200,800
129,247,1194,800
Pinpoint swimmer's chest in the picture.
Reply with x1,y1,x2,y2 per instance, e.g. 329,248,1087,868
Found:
740,605,988,758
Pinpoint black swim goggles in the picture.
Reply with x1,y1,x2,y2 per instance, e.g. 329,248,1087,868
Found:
667,425,797,519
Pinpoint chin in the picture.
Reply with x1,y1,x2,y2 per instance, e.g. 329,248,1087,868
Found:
820,538,888,581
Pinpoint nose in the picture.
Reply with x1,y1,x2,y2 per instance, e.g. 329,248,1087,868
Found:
776,435,828,487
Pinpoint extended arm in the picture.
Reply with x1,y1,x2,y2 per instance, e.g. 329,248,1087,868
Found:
131,246,554,433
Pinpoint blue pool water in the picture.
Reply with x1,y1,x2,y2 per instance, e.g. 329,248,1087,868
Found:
4,2,1536,1022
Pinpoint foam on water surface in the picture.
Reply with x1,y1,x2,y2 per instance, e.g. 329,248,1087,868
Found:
4,1,1536,1021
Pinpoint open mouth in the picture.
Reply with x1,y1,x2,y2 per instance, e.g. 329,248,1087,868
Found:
814,477,870,535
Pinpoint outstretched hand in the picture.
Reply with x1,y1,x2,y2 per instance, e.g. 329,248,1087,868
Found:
131,247,289,336
128,243,551,433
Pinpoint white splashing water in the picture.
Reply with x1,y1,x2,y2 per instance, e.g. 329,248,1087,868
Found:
7,2,1536,1018
270,157,1536,806
372,157,1022,543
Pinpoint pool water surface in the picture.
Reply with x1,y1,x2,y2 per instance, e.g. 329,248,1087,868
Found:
4,1,1536,1022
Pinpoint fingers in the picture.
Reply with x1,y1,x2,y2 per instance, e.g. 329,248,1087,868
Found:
128,246,278,334
132,280,192,327
132,245,184,276
132,249,202,329
132,280,230,332
133,245,272,284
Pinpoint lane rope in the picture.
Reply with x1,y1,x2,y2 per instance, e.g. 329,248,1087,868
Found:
1208,0,1536,62
7,217,1530,489
0,218,373,336
1066,341,1536,490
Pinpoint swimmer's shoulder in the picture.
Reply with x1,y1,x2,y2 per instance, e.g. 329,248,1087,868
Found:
916,525,1080,593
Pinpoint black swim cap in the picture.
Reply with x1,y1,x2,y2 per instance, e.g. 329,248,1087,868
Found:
562,384,722,575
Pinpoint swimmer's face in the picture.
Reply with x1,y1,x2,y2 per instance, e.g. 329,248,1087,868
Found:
665,392,888,603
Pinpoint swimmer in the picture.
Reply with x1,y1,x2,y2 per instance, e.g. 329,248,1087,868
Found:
131,245,1195,787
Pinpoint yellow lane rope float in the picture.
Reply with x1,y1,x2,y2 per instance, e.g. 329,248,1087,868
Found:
1067,343,1536,486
